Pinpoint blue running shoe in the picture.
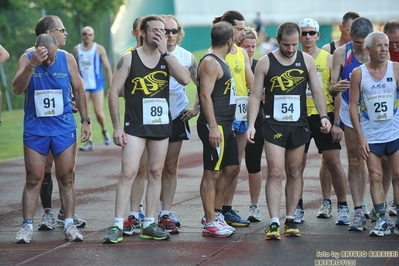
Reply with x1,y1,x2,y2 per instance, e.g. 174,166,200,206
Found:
223,209,250,227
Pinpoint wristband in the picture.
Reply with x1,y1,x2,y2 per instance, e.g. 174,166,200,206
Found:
28,61,37,68
81,117,91,125
320,115,330,121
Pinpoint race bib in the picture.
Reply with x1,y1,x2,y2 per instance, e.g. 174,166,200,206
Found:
235,96,248,121
169,92,178,118
79,56,92,71
273,95,300,122
365,93,394,121
143,98,169,125
34,89,63,117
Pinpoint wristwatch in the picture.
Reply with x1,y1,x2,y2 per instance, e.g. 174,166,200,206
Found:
162,51,171,57
0,120,2,127
81,117,91,125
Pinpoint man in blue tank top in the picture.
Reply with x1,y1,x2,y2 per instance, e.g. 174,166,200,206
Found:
13,33,91,243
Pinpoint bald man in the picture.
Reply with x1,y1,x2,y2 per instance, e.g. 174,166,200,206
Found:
73,26,113,151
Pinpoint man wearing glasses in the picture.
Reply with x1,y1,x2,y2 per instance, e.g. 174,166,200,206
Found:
73,26,113,151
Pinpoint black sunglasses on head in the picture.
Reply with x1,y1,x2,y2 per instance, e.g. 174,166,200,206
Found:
301,31,318,36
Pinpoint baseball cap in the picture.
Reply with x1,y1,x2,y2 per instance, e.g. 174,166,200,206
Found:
298,18,320,32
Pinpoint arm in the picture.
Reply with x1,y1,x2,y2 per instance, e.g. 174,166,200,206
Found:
108,53,131,147
305,54,331,133
181,54,200,122
326,53,343,142
329,47,350,97
12,47,49,95
198,56,222,148
98,44,113,86
0,45,10,64
246,55,267,143
241,47,254,92
349,66,368,160
66,53,91,142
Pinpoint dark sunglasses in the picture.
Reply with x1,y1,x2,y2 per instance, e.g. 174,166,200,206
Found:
165,28,179,35
51,28,67,33
82,33,93,36
301,31,317,36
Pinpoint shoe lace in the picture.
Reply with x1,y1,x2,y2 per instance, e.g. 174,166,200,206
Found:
266,222,279,233
66,223,78,235
338,207,350,218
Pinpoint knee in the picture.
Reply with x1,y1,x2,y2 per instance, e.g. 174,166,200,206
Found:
268,168,284,180
369,172,383,184
163,163,177,179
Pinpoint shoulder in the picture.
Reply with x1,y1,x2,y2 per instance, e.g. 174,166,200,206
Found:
321,43,331,53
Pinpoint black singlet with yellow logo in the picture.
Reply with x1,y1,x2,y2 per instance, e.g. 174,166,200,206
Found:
263,51,308,126
123,49,172,138
197,54,236,127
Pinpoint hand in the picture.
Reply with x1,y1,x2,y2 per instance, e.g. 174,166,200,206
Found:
208,126,222,148
181,108,199,122
320,118,331,134
30,46,49,66
357,137,370,160
330,124,343,143
80,123,91,142
246,127,256,144
152,29,167,55
113,128,128,147
332,79,350,93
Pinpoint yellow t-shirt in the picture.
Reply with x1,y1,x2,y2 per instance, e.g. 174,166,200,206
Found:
226,44,247,96
306,49,334,116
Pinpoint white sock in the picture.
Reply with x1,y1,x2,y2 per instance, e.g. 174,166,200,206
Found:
143,218,155,228
270,217,280,225
114,218,124,230
64,218,74,228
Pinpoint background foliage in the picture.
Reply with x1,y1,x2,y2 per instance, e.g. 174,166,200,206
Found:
0,0,124,109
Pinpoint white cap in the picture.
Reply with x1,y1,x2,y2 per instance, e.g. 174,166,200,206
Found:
298,18,320,32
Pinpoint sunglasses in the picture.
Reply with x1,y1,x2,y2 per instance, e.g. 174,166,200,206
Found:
301,31,317,36
165,28,179,35
51,28,67,33
82,32,93,36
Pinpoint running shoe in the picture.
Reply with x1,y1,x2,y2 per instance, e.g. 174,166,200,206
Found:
362,201,371,219
223,209,250,227
248,205,261,222
317,201,332,218
382,214,395,229
64,222,83,242
265,222,281,240
394,222,399,235
388,201,397,216
335,205,351,225
284,218,301,237
15,224,33,244
123,215,141,235
140,223,170,240
348,209,366,231
169,212,181,228
369,217,391,237
294,206,305,224
79,141,94,151
202,220,232,238
38,208,55,231
158,214,179,234
57,210,87,228
102,130,111,145
103,226,123,244
201,214,235,232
